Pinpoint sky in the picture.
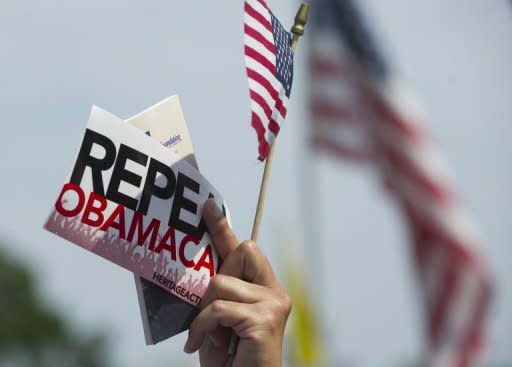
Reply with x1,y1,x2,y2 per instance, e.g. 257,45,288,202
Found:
0,1,511,366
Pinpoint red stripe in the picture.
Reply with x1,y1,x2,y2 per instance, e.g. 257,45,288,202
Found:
310,56,349,78
456,270,492,367
247,68,286,117
407,210,433,277
369,93,425,142
427,249,459,347
310,55,369,97
455,293,480,367
268,119,280,136
245,45,275,75
244,2,272,32
312,134,373,162
250,89,279,130
244,24,276,54
379,140,452,203
312,100,354,121
254,0,268,10
251,112,269,161
392,182,483,266
389,176,460,255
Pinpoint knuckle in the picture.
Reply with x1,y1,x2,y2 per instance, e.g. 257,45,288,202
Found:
210,299,226,314
266,289,292,319
238,240,258,255
256,304,274,323
209,274,227,290
279,291,293,316
259,310,279,333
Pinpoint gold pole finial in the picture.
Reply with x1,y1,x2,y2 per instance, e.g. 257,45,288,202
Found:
290,3,309,52
291,3,310,36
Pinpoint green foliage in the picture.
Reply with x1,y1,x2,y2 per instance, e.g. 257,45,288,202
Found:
0,249,111,367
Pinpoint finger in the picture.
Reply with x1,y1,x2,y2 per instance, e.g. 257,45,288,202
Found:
184,300,254,353
199,274,263,310
203,198,238,260
207,326,231,348
199,333,234,367
219,240,276,287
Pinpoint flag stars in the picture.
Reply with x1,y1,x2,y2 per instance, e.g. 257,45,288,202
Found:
271,12,294,98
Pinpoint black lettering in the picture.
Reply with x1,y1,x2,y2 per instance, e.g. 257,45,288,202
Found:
169,172,201,237
70,129,116,196
106,144,148,210
138,158,177,215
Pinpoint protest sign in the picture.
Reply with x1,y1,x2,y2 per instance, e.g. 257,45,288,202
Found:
44,106,224,307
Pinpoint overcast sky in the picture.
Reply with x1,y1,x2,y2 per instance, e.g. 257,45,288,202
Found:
0,1,511,366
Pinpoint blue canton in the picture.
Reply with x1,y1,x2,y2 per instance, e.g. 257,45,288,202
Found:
313,0,388,80
270,12,294,98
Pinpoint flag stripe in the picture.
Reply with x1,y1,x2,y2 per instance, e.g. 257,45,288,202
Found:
245,24,276,54
245,14,274,43
250,89,279,126
245,36,275,65
251,111,270,159
248,68,287,117
312,134,373,162
380,141,450,202
244,2,272,32
311,55,351,79
268,118,280,136
245,45,275,78
312,100,355,121
254,0,268,10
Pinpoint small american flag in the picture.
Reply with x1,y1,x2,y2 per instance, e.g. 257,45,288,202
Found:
244,0,294,161
310,0,493,366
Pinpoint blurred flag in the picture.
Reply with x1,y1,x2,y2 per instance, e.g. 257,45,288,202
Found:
283,255,324,367
244,0,294,161
309,1,493,366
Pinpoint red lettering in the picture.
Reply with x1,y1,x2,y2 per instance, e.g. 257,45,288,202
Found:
81,192,107,227
55,183,85,217
155,226,177,258
179,235,199,268
127,211,160,249
100,204,126,239
194,244,215,277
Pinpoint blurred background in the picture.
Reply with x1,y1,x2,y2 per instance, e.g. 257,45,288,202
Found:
0,0,511,366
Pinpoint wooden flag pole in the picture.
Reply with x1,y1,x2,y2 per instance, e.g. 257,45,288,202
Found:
250,142,276,242
228,2,309,356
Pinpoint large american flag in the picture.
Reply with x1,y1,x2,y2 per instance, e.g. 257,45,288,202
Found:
310,0,493,366
244,0,294,161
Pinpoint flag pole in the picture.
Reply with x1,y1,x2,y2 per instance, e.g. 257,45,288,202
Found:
228,2,310,355
251,143,276,241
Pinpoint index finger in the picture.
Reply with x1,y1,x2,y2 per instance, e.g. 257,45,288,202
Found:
203,198,238,260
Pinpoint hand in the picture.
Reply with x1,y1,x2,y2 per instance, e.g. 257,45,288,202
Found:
183,199,292,367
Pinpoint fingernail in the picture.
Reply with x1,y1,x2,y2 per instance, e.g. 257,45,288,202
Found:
183,338,193,353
